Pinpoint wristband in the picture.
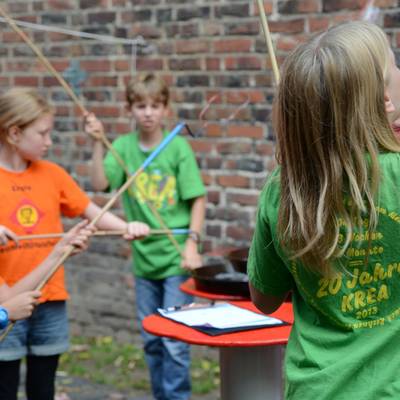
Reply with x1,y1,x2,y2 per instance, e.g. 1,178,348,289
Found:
0,306,9,329
188,231,201,244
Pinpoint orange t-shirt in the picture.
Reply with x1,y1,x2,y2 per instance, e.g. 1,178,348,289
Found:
0,160,90,302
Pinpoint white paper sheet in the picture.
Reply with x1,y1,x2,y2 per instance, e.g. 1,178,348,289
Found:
158,302,284,329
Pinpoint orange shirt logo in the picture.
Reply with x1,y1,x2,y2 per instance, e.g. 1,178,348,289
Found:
10,199,44,233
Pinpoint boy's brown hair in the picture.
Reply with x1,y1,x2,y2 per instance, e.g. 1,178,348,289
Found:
126,73,169,107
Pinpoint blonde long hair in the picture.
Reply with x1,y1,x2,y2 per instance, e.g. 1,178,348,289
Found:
274,21,400,275
0,88,53,140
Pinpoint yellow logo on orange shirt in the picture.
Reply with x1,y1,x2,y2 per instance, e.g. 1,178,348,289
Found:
10,199,44,232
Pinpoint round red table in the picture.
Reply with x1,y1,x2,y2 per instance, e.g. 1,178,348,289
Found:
143,300,293,400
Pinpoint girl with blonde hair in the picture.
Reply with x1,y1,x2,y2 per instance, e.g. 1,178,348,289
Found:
0,87,149,400
248,21,400,399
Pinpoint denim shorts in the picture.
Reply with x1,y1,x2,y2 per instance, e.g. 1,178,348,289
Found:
0,301,69,361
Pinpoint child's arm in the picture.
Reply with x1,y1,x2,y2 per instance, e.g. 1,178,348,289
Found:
181,195,206,270
0,220,93,301
0,220,94,321
249,283,288,315
85,113,110,191
83,202,150,240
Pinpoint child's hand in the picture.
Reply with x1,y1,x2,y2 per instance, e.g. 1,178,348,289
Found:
83,112,105,141
2,290,41,321
181,241,203,270
0,225,18,246
55,220,95,256
124,222,150,240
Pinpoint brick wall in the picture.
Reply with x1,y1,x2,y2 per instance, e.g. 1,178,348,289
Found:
1,0,399,336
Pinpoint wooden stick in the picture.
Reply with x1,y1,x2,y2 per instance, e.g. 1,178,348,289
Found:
256,0,280,84
0,5,183,256
16,228,190,241
0,6,87,114
35,123,185,292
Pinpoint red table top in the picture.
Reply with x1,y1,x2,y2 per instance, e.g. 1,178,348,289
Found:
181,278,249,301
143,301,293,348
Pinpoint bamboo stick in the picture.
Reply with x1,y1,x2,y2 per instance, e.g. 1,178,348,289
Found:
0,5,183,256
256,0,280,84
16,228,190,241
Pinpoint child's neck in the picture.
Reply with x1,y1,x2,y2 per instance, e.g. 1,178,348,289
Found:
0,144,29,172
138,128,163,149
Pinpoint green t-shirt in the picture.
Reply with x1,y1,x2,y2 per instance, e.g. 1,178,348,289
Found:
248,153,400,400
104,131,205,279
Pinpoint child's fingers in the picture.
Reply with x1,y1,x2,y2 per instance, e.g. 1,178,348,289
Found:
0,227,18,246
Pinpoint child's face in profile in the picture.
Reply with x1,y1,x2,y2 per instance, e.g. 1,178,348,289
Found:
129,96,167,136
12,112,54,162
386,49,400,124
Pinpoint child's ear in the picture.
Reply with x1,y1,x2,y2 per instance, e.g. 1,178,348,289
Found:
6,126,20,146
384,90,396,113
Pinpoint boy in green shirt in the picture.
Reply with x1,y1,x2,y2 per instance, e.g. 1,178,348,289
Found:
86,73,206,400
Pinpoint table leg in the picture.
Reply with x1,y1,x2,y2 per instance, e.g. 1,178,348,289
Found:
219,345,284,400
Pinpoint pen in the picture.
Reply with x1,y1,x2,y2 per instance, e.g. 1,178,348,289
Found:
165,301,216,313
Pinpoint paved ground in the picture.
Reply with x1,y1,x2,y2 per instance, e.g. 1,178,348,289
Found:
17,367,219,400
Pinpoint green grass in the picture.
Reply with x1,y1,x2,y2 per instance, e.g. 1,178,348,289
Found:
59,335,219,394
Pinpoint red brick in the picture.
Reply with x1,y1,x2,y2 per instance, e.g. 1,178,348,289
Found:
55,106,71,117
276,34,307,51
205,124,223,137
227,125,263,139
131,25,162,39
87,76,119,86
213,39,252,53
0,77,10,87
136,58,163,71
81,60,111,72
225,56,262,70
176,40,210,54
203,21,221,36
188,139,213,153
269,19,305,34
217,175,250,188
206,58,220,71
308,16,330,32
216,142,252,154
279,0,321,14
253,0,273,15
323,0,363,12
43,77,61,87
48,0,75,9
256,143,275,156
114,60,130,71
75,163,89,176
3,32,24,43
226,225,254,241
14,76,39,86
227,192,260,206
375,0,396,6
90,106,121,118
226,91,265,104
207,190,220,205
201,173,213,185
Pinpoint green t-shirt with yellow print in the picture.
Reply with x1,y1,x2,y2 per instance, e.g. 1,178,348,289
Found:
104,131,205,279
248,153,400,400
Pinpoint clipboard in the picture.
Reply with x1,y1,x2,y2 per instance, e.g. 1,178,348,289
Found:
157,302,289,336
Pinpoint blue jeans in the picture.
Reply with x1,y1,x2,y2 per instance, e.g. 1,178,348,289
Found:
0,301,69,360
135,275,193,400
